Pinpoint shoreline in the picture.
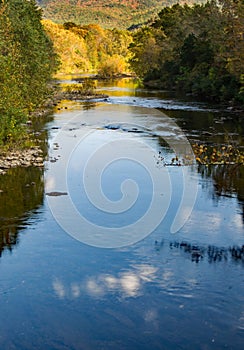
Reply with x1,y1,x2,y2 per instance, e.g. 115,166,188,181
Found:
0,87,108,175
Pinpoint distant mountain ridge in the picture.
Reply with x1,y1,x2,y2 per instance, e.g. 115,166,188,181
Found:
37,0,202,29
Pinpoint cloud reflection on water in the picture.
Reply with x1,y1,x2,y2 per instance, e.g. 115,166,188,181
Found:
51,263,199,302
52,236,244,301
52,264,158,300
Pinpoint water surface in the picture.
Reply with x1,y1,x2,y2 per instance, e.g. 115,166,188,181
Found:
0,78,243,350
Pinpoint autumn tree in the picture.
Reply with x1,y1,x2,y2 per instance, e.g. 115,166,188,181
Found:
43,21,133,77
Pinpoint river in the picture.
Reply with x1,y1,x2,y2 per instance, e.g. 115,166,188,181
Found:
0,77,243,350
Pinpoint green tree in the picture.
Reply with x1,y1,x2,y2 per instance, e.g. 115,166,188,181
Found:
0,0,58,146
129,0,244,103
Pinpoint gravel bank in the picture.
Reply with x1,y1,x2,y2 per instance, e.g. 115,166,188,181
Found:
0,147,44,175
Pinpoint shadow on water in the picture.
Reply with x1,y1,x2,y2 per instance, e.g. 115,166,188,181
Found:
0,167,44,258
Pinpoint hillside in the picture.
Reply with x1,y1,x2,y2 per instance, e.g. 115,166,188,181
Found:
37,0,204,29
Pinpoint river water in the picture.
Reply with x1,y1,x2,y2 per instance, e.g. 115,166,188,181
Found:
0,78,243,350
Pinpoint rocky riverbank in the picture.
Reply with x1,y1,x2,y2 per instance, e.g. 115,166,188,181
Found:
0,147,44,175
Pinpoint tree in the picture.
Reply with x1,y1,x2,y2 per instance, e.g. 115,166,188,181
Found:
0,0,58,145
43,20,91,73
128,1,244,103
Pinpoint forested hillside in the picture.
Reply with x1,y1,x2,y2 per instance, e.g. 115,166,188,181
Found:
37,0,204,29
0,0,58,146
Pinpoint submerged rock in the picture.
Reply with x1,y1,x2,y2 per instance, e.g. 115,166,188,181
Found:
46,192,68,197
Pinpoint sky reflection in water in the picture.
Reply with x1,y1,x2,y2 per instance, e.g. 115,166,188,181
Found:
0,80,243,350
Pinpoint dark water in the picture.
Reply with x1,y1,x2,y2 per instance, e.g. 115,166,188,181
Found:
0,78,243,350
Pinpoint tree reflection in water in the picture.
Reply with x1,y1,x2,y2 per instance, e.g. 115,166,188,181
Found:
161,162,244,264
0,167,44,257
198,163,244,224
198,163,243,198
154,240,244,264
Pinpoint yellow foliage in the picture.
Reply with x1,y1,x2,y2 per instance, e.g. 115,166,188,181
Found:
42,20,132,75
42,20,91,73
98,55,127,78
192,143,244,165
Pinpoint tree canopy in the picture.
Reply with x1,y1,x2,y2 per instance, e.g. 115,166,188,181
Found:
42,20,133,75
129,0,244,103
0,0,58,146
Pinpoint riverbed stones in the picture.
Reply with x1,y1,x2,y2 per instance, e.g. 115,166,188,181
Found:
0,147,44,175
